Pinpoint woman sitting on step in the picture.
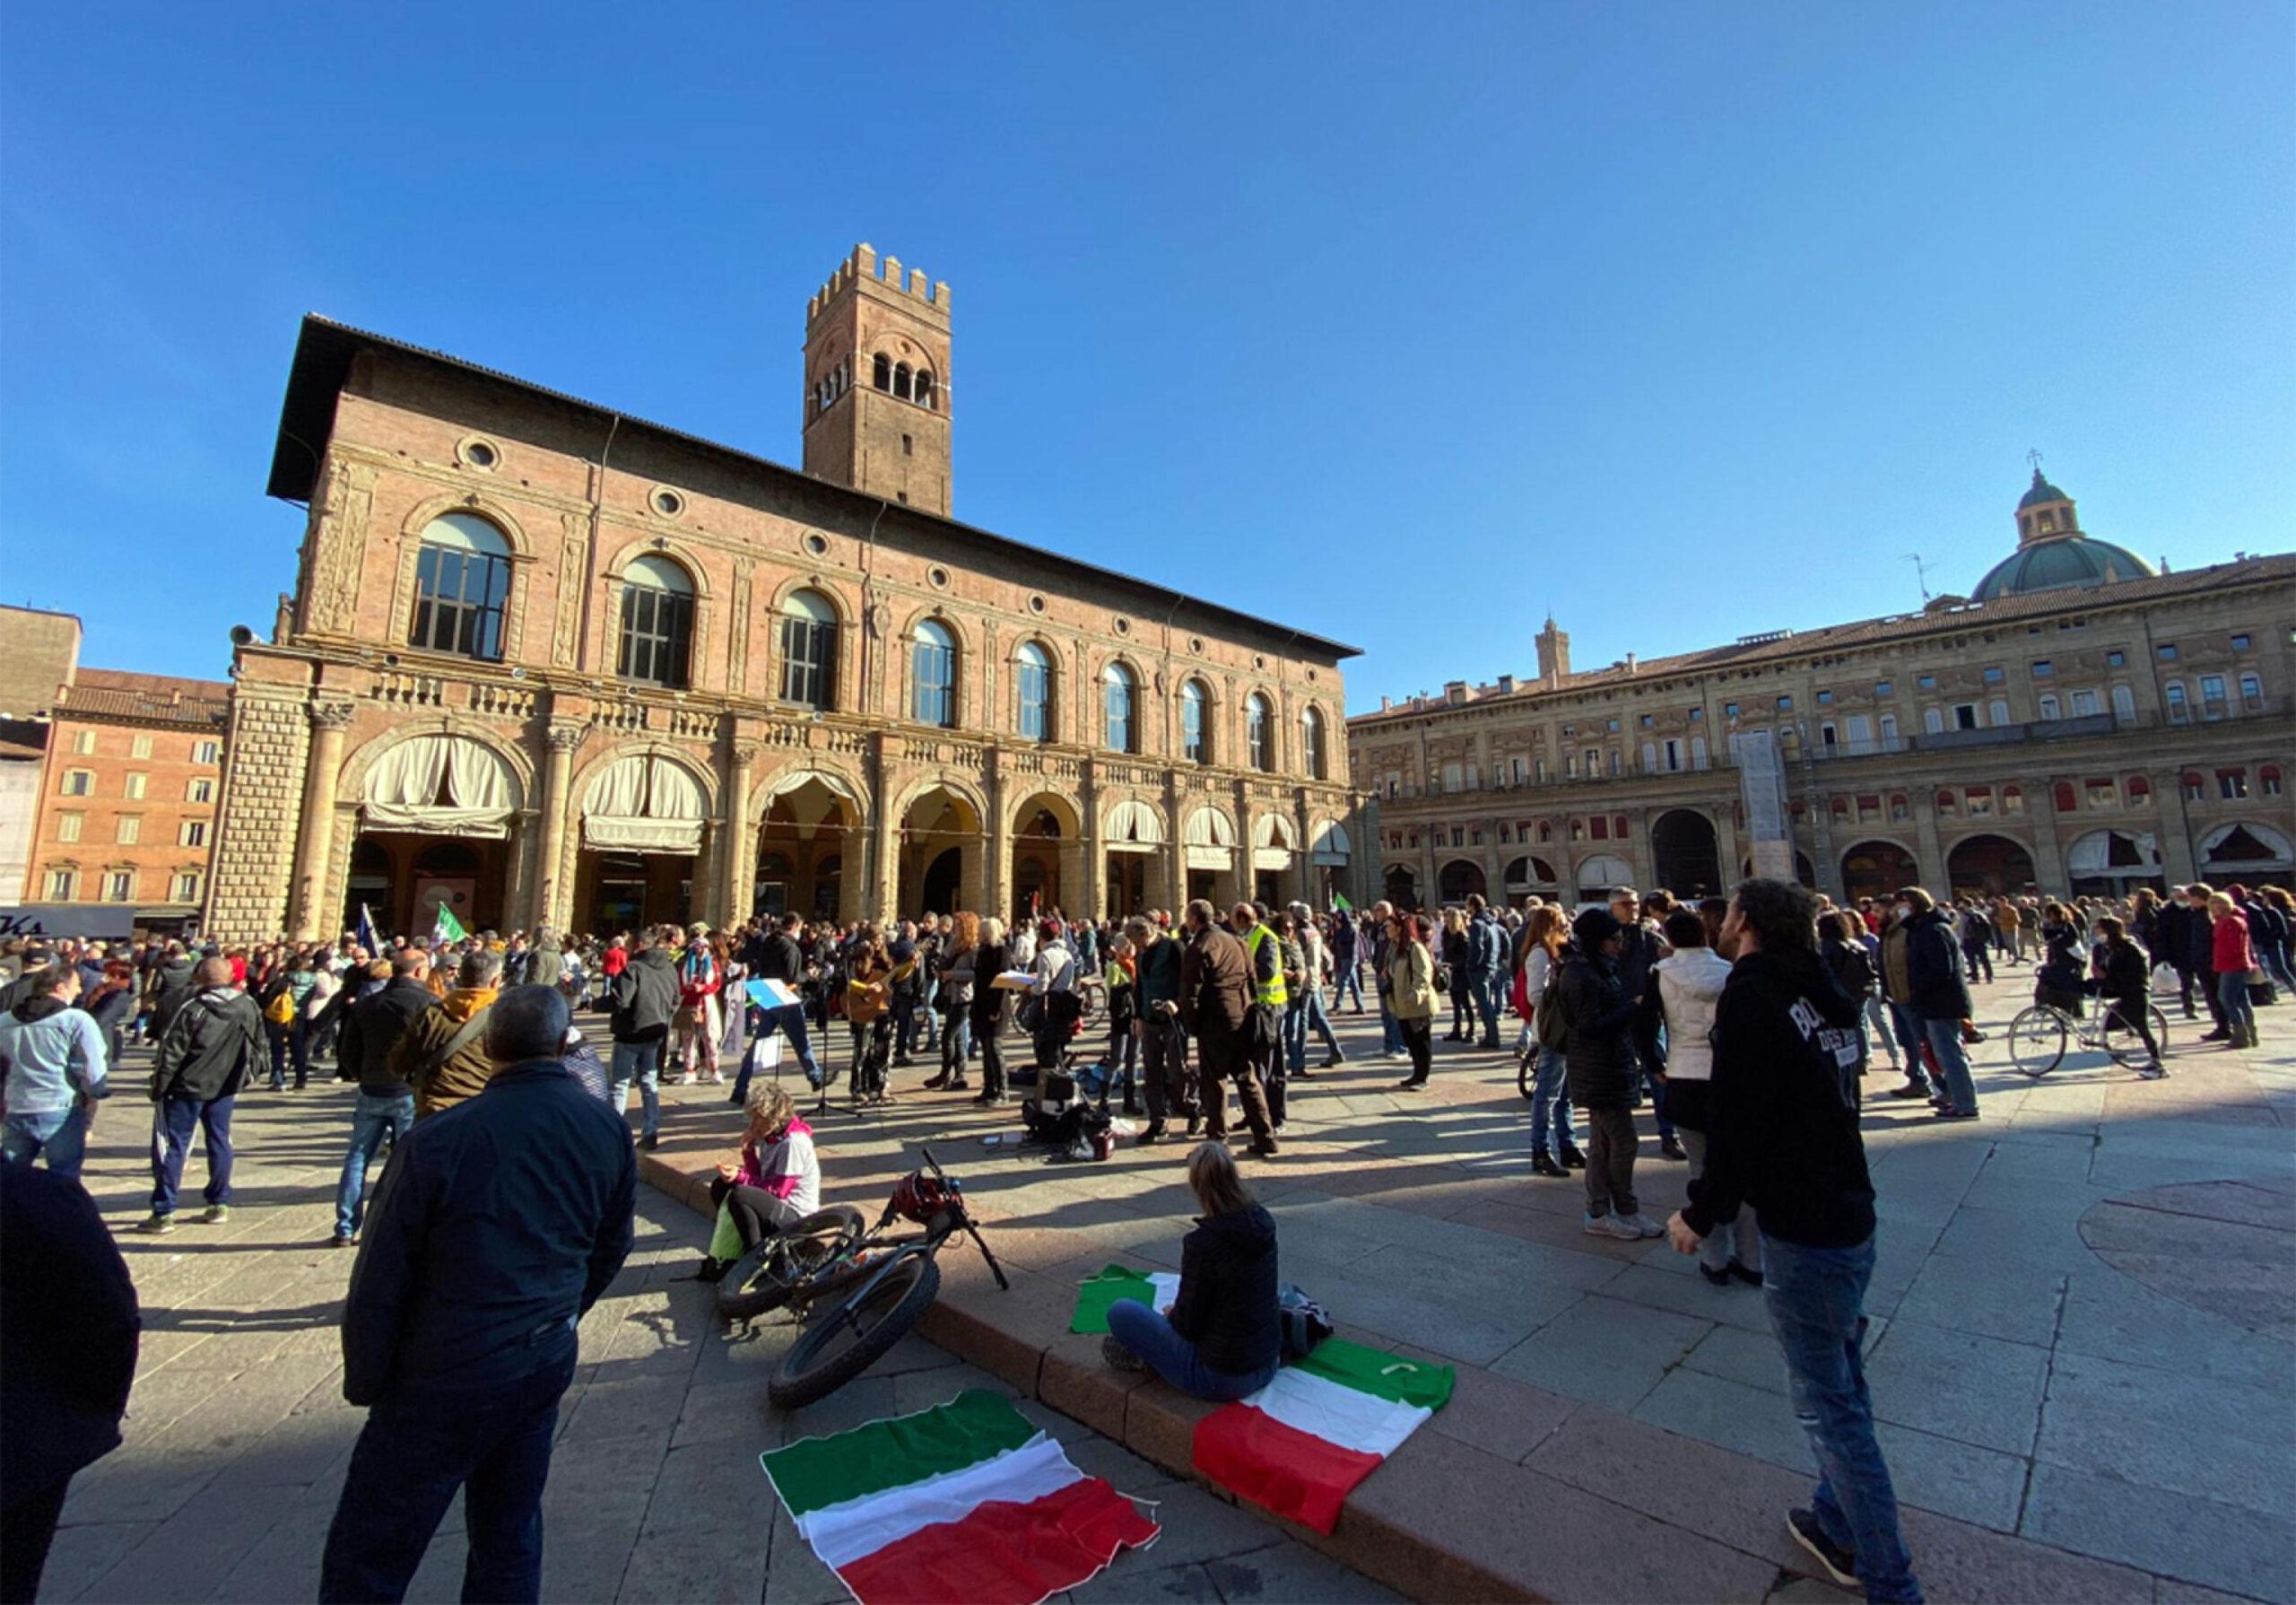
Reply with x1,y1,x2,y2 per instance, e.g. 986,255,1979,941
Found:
707,1085,821,1254
1100,1141,1280,1400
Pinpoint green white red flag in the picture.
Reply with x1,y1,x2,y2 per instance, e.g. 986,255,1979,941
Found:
760,1389,1159,1605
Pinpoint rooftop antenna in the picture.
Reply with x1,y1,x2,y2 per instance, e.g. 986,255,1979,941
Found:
1903,552,1935,604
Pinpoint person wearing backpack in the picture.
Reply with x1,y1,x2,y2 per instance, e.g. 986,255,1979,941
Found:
1668,878,1918,1603
388,950,504,1121
1819,912,1881,1109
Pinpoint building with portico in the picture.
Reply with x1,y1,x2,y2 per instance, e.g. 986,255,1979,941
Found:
205,246,1361,944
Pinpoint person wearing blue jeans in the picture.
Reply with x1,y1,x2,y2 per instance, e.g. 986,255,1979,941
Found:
1,1105,90,1178
152,1095,236,1220
1,968,112,1182
609,1039,664,1143
607,932,681,1148
729,1002,822,1102
1101,1141,1282,1402
139,958,264,1233
1526,1044,1578,1174
1881,999,1933,1098
1897,890,1978,1120
1283,983,1344,1075
1918,1019,1977,1117
1673,879,1921,1603
334,1092,415,1243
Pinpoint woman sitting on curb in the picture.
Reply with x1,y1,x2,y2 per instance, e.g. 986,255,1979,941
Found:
707,1085,821,1255
1101,1141,1280,1400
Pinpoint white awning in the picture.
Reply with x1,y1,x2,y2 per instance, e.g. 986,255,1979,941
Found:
584,755,707,853
1103,798,1164,853
2199,821,2293,872
2066,830,2161,877
1183,806,1236,870
1309,817,1352,866
362,735,515,838
1252,814,1295,871
1576,853,1633,891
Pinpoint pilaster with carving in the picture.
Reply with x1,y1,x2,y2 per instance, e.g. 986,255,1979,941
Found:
552,513,588,669
727,557,755,699
305,461,375,635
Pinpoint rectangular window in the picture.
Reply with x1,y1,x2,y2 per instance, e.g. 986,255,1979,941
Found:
61,769,93,797
412,540,512,660
2031,659,2054,678
2038,693,2060,720
778,612,839,711
2157,642,2178,661
1923,707,1944,735
1987,698,2010,728
1982,666,2005,684
2231,633,2251,651
187,777,215,804
2219,770,2248,799
1776,694,1793,711
1820,722,1838,749
116,816,141,845
2070,688,2099,717
1966,788,1994,816
130,734,152,758
2239,671,2264,710
171,871,203,902
1816,689,1833,705
1879,712,1899,743
1564,755,1578,780
44,868,75,899
103,871,133,903
1723,702,1740,719
1874,680,1892,697
1441,762,1463,793
2086,778,2116,807
619,582,695,689
2264,769,2283,798
1918,673,1937,690
55,812,83,843
124,772,146,800
2107,650,2126,667
1953,704,1979,731
180,820,209,847
195,740,220,764
2002,787,2025,815
1638,713,1653,728
72,728,95,755
2165,682,2189,722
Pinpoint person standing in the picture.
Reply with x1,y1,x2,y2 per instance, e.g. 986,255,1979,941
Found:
1384,912,1438,1089
320,987,634,1605
1369,901,1405,1060
2208,892,2257,1050
731,912,822,1102
1329,911,1363,1013
1669,878,1920,1604
1465,894,1505,1050
970,918,1013,1105
388,950,504,1122
2089,915,2165,1077
607,930,680,1147
1956,900,1995,985
1232,903,1290,1127
330,950,435,1249
141,956,264,1233
1131,915,1195,1143
1178,900,1276,1157
1559,908,1654,1239
1897,890,1979,1120
2182,885,2230,1041
1647,910,1761,1286
1519,905,1581,1177
1609,887,1683,1161
1,1160,140,1604
924,912,978,1094
1285,903,1345,1075
0,966,109,1179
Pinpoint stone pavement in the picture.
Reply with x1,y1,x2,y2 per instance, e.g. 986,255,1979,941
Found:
38,1057,1392,1605
629,970,2296,1604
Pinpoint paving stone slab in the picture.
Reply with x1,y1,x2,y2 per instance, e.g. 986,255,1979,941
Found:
1486,1293,1712,1413
2020,1463,2295,1604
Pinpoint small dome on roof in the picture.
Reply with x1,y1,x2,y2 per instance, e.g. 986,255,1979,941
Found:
2019,467,2071,510
1974,536,2153,601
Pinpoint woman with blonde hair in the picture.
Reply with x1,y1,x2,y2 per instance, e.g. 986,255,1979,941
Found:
1439,908,1474,1042
1101,1141,1280,1400
2208,892,2257,1049
969,917,1012,1104
1519,903,1581,1177
926,911,979,1093
707,1083,821,1253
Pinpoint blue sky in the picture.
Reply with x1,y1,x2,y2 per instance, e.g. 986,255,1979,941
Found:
3,3,2289,711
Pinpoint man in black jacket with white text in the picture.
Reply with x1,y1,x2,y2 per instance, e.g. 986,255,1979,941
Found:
1668,879,1920,1603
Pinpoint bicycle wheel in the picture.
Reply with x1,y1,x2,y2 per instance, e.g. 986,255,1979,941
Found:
2103,1005,2170,1069
768,1252,941,1410
716,1205,867,1322
2006,1007,2068,1077
1517,1049,1537,1102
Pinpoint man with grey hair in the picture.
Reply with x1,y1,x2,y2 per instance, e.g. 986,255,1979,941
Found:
323,984,634,1602
387,949,504,1120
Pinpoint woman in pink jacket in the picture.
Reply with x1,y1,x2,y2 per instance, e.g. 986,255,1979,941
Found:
707,1085,822,1252
2208,892,2257,1050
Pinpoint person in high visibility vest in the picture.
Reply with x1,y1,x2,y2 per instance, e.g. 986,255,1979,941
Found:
1231,903,1290,1130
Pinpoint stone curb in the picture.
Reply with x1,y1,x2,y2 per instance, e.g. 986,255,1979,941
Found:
637,1149,1536,1603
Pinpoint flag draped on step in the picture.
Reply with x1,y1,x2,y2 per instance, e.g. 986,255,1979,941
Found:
1069,1269,1455,1534
1069,1264,1179,1333
759,1389,1160,1605
1194,1338,1454,1533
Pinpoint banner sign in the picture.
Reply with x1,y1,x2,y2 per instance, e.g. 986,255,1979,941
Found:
0,905,137,942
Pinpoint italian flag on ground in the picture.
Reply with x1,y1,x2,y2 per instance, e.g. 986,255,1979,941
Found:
759,1389,1160,1605
1070,1267,1455,1535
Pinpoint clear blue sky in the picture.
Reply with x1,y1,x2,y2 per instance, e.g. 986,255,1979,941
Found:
4,3,2290,711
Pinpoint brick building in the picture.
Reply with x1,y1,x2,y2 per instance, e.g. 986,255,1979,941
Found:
207,246,1361,944
1350,472,2294,908
22,668,230,930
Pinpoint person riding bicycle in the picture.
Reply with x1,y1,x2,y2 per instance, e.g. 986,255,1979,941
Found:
2034,903,2087,1017
709,1085,822,1255
2089,916,2165,1078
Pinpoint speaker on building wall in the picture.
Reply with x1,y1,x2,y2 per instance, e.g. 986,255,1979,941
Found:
228,624,257,647
509,666,527,680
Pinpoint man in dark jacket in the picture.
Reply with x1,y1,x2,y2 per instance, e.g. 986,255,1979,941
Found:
609,929,681,1148
1131,914,1196,1143
2180,886,2229,1040
321,985,634,1605
1558,908,1650,1237
1609,887,1683,1160
1178,901,1275,1156
144,942,198,1042
730,912,822,1102
2153,894,2196,1019
331,950,435,1248
1670,878,1919,1604
1464,894,1507,1049
1,1162,140,1603
1898,888,1978,1117
1956,901,1995,984
141,957,264,1234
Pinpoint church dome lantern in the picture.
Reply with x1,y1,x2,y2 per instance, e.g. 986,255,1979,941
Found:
1974,458,2155,602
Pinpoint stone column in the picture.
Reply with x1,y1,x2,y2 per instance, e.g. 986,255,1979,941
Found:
723,743,756,924
870,745,899,924
532,724,581,932
1911,795,1948,892
985,768,1012,922
289,702,354,941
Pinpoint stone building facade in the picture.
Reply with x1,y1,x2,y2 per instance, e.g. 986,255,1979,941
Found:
22,669,230,929
1350,475,2294,908
207,246,1360,944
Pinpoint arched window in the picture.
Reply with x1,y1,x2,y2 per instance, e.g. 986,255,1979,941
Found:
911,619,956,728
778,589,838,710
893,362,913,402
617,554,694,687
916,369,936,410
1300,706,1326,781
1180,679,1210,764
1246,693,1274,772
409,512,512,660
1016,641,1052,742
873,353,891,391
1102,662,1138,754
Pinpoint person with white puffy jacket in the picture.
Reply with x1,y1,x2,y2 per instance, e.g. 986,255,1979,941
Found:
1641,907,1761,1287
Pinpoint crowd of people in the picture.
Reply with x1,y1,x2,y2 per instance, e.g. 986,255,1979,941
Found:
1,869,2285,1605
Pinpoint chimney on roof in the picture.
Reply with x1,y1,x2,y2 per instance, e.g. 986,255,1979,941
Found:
1496,674,1515,694
1380,695,1391,712
1623,652,1637,675
1445,681,1468,705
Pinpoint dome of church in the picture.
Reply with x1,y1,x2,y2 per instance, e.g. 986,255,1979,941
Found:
2018,468,2072,510
1974,536,2154,601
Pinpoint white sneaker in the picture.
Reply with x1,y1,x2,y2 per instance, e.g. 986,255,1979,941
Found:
1583,1214,1643,1241
1622,1213,1666,1238
2137,1060,2168,1079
